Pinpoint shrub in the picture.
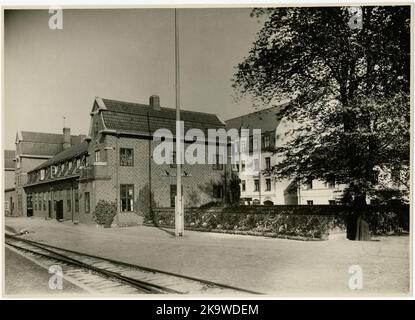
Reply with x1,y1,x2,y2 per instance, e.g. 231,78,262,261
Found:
148,205,408,239
94,200,117,228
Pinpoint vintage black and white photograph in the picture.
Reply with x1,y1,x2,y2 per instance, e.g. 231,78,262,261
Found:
1,3,412,298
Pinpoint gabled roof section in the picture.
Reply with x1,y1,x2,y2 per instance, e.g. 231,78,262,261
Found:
98,98,224,136
4,150,15,169
29,141,89,173
225,104,287,132
17,131,84,157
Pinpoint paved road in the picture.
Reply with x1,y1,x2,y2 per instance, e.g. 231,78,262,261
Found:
4,217,411,296
4,246,86,296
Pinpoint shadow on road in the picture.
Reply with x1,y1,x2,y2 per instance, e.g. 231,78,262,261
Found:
156,226,176,237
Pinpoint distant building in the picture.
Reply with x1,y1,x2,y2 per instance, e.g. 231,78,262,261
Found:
226,106,408,205
4,150,16,216
14,130,85,217
226,106,346,205
24,96,227,224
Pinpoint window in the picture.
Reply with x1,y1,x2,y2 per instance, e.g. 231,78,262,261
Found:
40,169,45,181
120,184,134,212
213,184,223,198
34,193,37,210
265,157,271,170
120,148,134,166
328,200,336,205
74,190,79,212
254,179,260,192
95,150,100,163
66,190,71,212
213,154,223,170
51,166,57,177
262,134,270,149
43,193,47,211
68,161,72,171
266,178,272,191
76,159,81,168
16,157,20,169
241,161,246,172
306,176,313,190
85,192,90,213
241,180,246,192
307,200,314,205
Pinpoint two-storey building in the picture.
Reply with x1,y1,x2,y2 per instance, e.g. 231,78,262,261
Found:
10,130,85,217
24,96,228,224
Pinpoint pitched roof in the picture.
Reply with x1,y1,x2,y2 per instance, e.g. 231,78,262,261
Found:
29,141,89,172
21,131,82,145
18,131,84,157
4,150,15,169
101,98,224,136
225,104,287,132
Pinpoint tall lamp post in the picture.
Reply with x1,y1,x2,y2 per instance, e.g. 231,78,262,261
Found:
175,8,184,236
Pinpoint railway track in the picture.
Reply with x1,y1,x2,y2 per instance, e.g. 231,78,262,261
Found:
5,234,260,295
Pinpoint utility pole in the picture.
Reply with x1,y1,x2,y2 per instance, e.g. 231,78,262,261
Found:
175,8,184,236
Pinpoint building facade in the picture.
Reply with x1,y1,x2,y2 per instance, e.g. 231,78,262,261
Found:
24,96,228,224
226,105,408,205
4,150,16,216
13,130,84,217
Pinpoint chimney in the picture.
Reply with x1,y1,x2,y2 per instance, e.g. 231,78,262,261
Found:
63,127,71,149
149,95,160,111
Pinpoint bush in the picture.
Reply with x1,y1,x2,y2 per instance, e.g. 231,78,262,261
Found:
94,200,117,228
147,205,408,239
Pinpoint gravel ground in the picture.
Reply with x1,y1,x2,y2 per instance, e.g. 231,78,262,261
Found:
4,246,86,296
4,216,411,296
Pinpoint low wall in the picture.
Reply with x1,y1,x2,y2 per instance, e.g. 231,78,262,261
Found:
146,205,409,240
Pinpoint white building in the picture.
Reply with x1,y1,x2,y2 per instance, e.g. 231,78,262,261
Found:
226,106,407,205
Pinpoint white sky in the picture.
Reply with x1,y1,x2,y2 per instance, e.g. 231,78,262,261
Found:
4,8,263,149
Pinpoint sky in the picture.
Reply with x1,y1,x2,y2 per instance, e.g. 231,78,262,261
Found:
3,8,263,149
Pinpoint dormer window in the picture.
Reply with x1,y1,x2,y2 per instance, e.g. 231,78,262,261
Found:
76,159,80,168
51,166,57,177
40,169,45,181
68,161,72,171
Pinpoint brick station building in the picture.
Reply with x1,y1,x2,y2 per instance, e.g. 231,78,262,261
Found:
24,96,227,224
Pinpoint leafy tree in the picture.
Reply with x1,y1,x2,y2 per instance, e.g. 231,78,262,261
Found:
233,6,410,207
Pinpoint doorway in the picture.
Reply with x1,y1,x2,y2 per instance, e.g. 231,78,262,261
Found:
26,195,33,217
56,200,64,220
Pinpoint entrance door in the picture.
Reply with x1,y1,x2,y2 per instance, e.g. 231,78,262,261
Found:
27,195,33,217
56,200,64,220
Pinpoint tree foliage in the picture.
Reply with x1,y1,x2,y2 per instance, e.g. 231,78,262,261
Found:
233,6,410,203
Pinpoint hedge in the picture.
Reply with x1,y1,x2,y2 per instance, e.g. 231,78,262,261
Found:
144,205,409,240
